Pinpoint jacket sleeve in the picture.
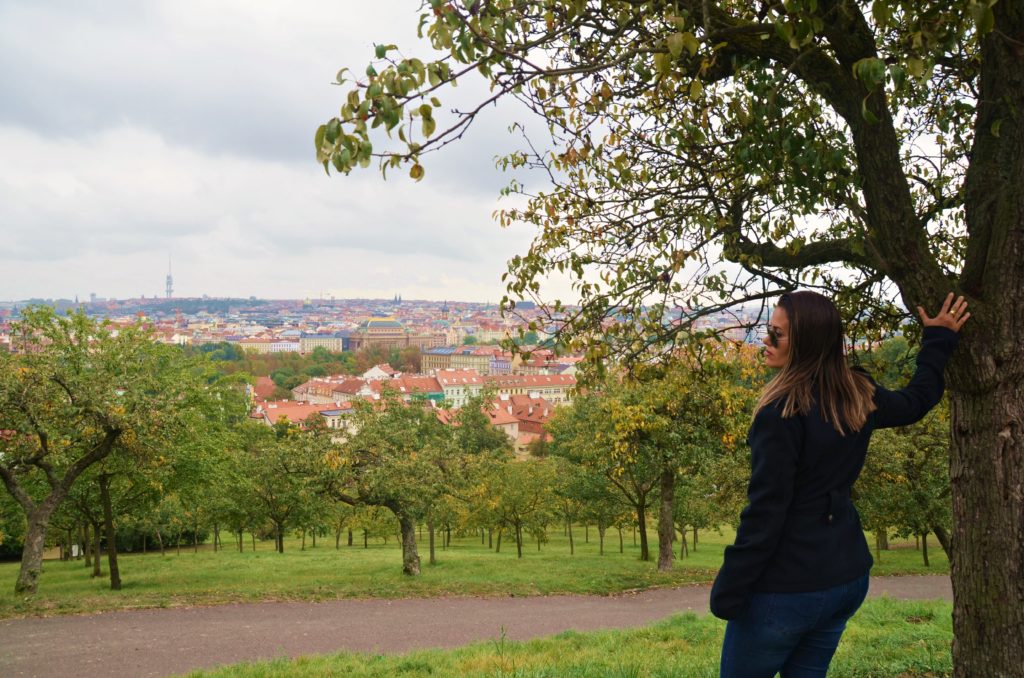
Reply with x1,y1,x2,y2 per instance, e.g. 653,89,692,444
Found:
710,403,802,620
873,326,959,430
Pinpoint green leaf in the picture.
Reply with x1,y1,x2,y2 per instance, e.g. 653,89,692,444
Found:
682,32,700,57
667,33,684,59
853,57,886,89
423,116,437,137
689,79,703,101
314,124,326,151
991,118,1003,138
335,68,350,85
324,118,341,145
906,58,926,79
969,2,995,35
871,1,890,29
860,95,879,124
410,164,425,181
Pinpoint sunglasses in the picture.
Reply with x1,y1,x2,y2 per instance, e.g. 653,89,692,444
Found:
765,324,786,348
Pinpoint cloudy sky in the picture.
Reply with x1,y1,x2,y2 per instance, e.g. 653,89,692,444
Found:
0,1,558,303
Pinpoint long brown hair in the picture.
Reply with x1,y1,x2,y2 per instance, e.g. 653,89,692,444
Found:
755,291,876,435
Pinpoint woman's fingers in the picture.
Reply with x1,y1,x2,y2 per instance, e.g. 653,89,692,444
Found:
939,292,954,316
919,294,970,331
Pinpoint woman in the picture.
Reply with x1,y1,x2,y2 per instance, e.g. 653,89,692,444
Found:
710,291,969,677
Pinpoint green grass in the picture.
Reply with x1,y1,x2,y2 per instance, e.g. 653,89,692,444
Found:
0,527,947,619
181,598,953,678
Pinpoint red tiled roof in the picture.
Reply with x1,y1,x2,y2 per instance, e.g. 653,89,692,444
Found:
369,375,443,395
254,400,350,424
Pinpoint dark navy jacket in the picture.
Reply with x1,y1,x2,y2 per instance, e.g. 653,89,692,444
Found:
709,326,959,620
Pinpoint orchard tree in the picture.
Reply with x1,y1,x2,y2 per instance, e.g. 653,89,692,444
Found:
322,390,452,575
547,389,660,561
483,458,558,558
235,422,324,554
318,2,1023,670
0,307,221,594
614,344,754,571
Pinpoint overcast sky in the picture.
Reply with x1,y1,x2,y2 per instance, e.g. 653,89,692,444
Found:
0,0,560,303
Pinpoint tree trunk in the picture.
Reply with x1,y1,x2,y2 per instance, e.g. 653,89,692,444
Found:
82,524,91,568
931,523,952,560
276,525,284,553
14,510,51,593
636,498,650,562
480,527,485,545
657,467,674,572
618,527,624,553
584,524,588,543
488,528,493,549
949,377,1024,676
213,523,220,553
251,532,256,551
598,525,605,556
363,529,368,549
141,533,147,555
679,525,688,559
335,525,342,549
921,532,930,567
347,528,353,547
98,474,121,590
568,521,574,555
428,518,436,565
878,529,889,550
156,527,165,556
397,513,421,576
495,528,502,553
193,524,199,554
312,529,316,548
692,526,698,552
92,523,103,578
515,524,523,559
301,528,306,551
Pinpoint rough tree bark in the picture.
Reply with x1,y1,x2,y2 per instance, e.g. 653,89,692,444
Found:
657,466,675,572
98,473,121,590
396,512,421,576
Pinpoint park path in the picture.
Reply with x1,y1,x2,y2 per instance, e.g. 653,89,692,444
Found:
0,575,951,678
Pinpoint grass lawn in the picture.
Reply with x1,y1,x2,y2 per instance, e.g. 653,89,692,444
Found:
0,526,947,619
182,597,954,678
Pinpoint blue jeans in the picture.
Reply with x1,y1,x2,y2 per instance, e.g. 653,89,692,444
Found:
719,573,870,677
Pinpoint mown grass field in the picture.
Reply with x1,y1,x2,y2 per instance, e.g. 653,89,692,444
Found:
183,598,954,678
0,526,947,619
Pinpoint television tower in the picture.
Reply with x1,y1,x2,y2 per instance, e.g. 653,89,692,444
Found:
165,256,174,299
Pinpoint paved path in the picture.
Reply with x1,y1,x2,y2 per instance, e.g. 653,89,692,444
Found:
0,575,952,678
